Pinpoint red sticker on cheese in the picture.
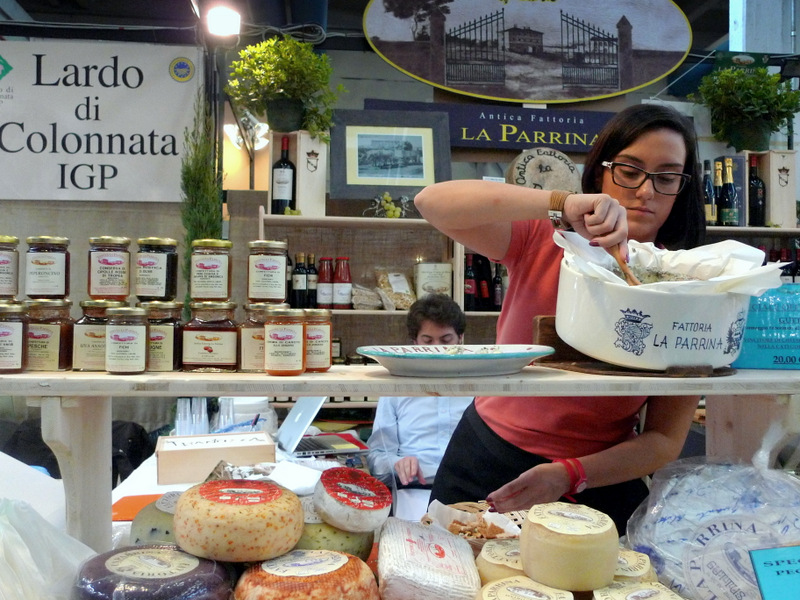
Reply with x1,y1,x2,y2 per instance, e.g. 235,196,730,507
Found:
198,479,283,505
319,467,391,511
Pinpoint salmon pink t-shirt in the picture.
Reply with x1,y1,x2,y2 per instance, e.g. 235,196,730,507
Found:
474,219,646,458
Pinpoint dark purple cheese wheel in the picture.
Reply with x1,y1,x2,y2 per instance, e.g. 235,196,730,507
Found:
72,544,234,599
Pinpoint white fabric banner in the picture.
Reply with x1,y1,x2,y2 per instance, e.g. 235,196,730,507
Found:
0,40,204,202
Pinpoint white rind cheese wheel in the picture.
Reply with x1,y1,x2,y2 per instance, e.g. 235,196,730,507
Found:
312,467,392,533
294,495,374,561
475,575,574,600
593,580,685,599
72,544,234,599
130,491,181,545
614,548,657,583
234,549,379,600
174,479,303,562
475,538,524,585
520,502,619,592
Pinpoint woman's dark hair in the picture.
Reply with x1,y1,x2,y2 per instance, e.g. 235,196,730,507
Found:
581,104,706,250
406,293,466,341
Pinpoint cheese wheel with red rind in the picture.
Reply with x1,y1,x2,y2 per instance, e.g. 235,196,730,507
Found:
174,479,303,562
233,549,380,600
312,467,391,533
475,538,524,585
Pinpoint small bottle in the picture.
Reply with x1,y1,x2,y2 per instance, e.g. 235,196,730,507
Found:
702,159,717,226
748,154,767,227
247,240,288,303
73,299,127,372
190,239,233,301
271,135,296,215
492,262,504,311
331,336,342,360
333,257,352,310
105,307,149,375
306,253,318,309
285,245,294,303
718,158,740,227
264,308,306,376
182,301,239,372
0,303,28,373
138,301,183,372
290,252,308,308
476,255,491,310
713,160,723,223
316,257,334,309
88,236,131,301
135,237,178,302
25,236,70,299
0,235,19,300
25,298,73,371
304,308,332,373
464,254,477,311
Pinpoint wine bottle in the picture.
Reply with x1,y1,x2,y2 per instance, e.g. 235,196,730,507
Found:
464,253,477,311
713,160,723,223
285,244,293,300
492,262,504,311
748,154,766,227
718,158,740,226
306,252,318,308
702,159,717,226
271,136,296,215
290,252,308,308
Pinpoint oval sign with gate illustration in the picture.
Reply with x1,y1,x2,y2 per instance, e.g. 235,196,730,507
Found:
364,0,691,104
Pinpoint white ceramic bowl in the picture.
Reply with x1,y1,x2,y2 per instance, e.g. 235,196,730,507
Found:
555,261,750,371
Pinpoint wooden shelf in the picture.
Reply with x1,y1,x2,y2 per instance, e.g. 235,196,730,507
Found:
258,206,434,236
707,226,800,238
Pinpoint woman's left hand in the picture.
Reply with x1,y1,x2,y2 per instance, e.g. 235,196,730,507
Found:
486,462,570,513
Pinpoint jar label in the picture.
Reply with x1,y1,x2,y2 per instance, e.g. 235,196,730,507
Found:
190,254,230,299
147,324,176,372
240,327,265,371
89,251,130,296
73,324,107,371
135,252,168,297
0,322,24,370
183,330,237,365
27,323,61,371
0,250,18,297
25,252,66,296
305,323,331,369
264,323,304,371
248,254,287,300
106,325,147,372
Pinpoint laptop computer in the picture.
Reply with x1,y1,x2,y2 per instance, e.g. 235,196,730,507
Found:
276,396,369,458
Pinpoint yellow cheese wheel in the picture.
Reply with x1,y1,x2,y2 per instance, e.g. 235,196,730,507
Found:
174,479,303,562
294,494,374,561
475,538,524,585
475,575,574,600
614,548,657,583
520,502,619,592
593,580,684,599
130,491,181,545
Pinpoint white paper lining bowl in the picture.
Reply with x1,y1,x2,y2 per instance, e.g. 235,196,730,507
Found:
553,234,783,372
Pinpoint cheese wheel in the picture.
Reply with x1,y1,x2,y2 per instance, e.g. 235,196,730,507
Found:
234,549,380,600
72,544,234,599
475,538,524,585
614,548,657,583
130,491,181,545
475,575,574,600
174,479,303,562
294,495,374,560
312,467,392,533
520,502,618,592
593,580,684,599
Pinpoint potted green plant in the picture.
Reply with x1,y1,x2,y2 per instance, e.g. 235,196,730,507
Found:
226,35,344,142
691,67,800,152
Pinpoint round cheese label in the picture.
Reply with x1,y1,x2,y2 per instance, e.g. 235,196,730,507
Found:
481,575,573,600
528,502,614,535
504,147,582,193
593,580,682,600
320,467,392,511
198,479,283,505
615,549,651,578
260,549,348,577
104,547,200,579
301,494,324,524
480,538,522,568
154,490,182,514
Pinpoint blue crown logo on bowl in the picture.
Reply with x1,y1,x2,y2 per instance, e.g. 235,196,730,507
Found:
620,308,650,323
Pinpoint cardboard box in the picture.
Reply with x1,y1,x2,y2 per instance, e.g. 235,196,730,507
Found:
761,150,797,228
156,432,276,484
267,130,327,217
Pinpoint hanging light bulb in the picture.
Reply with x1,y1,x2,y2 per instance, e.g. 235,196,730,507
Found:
206,5,241,37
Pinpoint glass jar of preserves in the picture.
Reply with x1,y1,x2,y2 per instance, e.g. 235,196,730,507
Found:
138,301,183,372
264,308,306,376
0,235,19,300
88,236,131,301
239,303,288,373
190,239,233,301
183,301,238,372
0,303,28,373
105,307,149,375
247,240,288,303
25,298,73,371
25,236,70,299
135,237,178,302
304,308,332,373
72,299,127,372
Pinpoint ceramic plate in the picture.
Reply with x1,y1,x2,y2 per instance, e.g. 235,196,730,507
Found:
356,344,554,377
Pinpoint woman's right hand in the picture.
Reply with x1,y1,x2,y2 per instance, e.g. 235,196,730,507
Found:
564,193,629,254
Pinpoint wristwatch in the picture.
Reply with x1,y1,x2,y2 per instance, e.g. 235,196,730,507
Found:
548,190,573,231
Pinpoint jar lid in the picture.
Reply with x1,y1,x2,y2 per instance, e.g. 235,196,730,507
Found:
89,236,131,246
136,301,183,310
335,256,350,261
189,301,237,310
0,235,19,244
79,299,128,309
191,239,233,249
24,298,72,308
26,236,70,246
137,237,178,246
248,240,288,250
0,304,25,314
106,307,147,317
266,308,306,318
303,308,332,319
245,302,290,311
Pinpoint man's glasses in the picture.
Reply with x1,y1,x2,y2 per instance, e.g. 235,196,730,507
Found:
601,161,691,196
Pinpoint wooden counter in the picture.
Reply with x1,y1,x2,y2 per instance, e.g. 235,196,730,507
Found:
3,365,799,552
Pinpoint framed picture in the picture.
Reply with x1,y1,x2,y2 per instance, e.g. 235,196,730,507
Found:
329,109,452,200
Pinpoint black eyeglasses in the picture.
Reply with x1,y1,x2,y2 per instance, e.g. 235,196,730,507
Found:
601,161,691,196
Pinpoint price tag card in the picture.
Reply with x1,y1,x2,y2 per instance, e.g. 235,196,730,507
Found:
750,545,800,599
